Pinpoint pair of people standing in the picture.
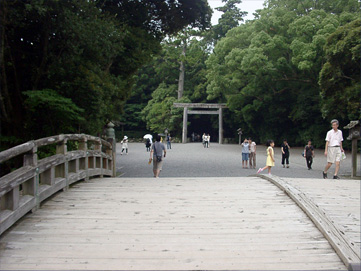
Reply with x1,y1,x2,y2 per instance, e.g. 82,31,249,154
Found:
202,133,210,148
241,138,256,168
304,120,344,177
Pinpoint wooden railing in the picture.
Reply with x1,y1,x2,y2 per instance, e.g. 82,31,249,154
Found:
0,134,116,235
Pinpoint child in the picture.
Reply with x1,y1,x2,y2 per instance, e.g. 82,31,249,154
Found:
120,136,128,155
241,138,250,168
257,140,275,175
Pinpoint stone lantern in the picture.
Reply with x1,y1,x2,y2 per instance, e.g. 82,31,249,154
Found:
344,120,360,178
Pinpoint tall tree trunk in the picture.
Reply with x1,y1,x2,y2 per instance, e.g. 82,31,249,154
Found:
177,41,186,99
33,13,50,90
0,2,12,123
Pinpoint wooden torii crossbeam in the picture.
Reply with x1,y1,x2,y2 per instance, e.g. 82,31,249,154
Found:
173,103,228,144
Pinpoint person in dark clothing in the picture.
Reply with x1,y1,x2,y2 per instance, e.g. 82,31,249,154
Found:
145,138,151,152
281,139,291,168
304,140,315,170
166,134,172,149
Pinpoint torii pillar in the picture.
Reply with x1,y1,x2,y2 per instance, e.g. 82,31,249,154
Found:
182,107,188,144
174,103,227,144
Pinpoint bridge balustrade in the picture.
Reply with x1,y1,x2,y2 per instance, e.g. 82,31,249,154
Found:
0,134,115,235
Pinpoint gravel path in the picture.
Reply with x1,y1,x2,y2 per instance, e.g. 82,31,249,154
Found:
116,142,360,179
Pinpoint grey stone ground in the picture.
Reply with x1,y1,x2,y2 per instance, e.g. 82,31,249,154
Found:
117,142,360,179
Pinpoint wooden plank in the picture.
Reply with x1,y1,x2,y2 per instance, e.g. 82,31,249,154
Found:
0,196,36,235
0,166,35,197
258,175,360,269
0,141,35,163
0,177,347,270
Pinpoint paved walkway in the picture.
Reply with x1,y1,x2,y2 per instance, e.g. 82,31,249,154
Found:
117,142,360,178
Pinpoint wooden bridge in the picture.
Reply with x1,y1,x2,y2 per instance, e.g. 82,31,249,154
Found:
0,134,360,270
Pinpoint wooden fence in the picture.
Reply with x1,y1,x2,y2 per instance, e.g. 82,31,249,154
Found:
0,134,116,235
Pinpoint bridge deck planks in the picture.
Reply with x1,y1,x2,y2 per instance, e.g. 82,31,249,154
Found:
283,178,361,249
0,177,347,270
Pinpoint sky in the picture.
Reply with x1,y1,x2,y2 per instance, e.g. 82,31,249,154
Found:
208,0,266,25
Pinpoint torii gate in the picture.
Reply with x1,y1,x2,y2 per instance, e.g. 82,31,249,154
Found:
173,103,228,144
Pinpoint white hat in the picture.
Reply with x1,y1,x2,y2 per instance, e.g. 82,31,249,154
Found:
124,136,128,139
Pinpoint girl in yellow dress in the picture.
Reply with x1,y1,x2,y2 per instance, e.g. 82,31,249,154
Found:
257,140,275,175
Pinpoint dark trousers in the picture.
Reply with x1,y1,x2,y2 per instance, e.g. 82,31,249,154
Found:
306,156,313,169
282,153,289,165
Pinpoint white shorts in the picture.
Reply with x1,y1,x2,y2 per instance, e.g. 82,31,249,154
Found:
327,147,341,163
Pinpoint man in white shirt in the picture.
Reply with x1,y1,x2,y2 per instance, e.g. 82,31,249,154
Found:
323,119,344,179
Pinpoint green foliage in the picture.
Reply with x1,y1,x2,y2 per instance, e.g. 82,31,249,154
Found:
1,0,211,148
142,83,191,135
23,89,85,137
212,0,247,41
319,19,361,122
206,0,359,146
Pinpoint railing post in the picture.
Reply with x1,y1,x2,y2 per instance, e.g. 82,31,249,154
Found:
56,136,68,190
95,140,103,178
2,187,20,211
79,136,89,181
106,122,116,177
23,143,39,212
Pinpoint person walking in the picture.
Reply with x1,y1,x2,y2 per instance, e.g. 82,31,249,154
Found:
145,138,151,152
304,140,314,170
206,134,211,148
149,135,166,178
248,138,256,169
257,140,275,176
281,139,291,168
120,136,129,155
323,119,344,179
241,138,250,168
166,133,172,149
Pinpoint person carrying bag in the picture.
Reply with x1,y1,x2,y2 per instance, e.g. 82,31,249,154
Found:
149,135,166,178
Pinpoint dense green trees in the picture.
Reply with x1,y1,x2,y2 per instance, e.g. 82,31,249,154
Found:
134,0,359,147
2,0,359,148
319,19,361,123
0,0,211,146
205,0,360,146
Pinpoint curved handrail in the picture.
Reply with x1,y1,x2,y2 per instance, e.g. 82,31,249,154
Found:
0,133,116,235
0,134,112,164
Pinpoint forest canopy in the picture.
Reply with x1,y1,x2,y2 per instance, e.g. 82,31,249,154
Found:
0,0,211,146
1,0,360,149
127,0,360,147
